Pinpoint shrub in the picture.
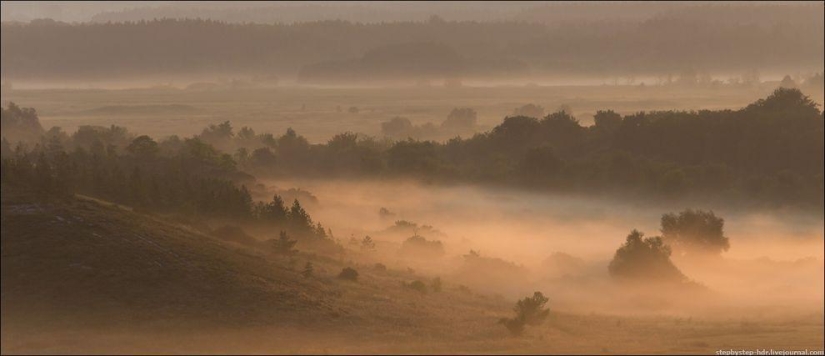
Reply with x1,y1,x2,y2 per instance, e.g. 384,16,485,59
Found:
338,267,359,281
608,229,686,283
500,317,525,336
361,235,376,251
374,263,387,271
431,277,442,292
499,291,550,336
405,280,428,293
399,235,444,259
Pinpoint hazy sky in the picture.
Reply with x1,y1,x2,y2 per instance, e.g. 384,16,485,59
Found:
1,1,532,23
3,1,816,24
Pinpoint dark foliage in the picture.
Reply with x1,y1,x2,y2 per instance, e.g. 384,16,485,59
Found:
404,280,428,293
269,231,298,255
225,88,823,210
661,209,729,256
399,235,445,259
608,230,686,283
499,291,551,336
338,267,359,281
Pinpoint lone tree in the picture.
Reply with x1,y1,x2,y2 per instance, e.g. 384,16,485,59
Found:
660,209,729,257
499,291,551,336
270,230,297,255
361,235,376,251
608,229,685,283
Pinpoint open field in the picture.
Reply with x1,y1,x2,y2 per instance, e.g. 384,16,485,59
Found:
5,83,818,143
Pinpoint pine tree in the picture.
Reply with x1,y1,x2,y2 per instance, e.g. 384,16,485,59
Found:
270,230,297,255
288,199,313,235
314,222,327,239
264,194,288,224
361,235,376,251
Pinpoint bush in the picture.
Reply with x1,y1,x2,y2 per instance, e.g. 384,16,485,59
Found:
608,229,685,283
399,235,444,259
404,280,428,293
431,277,442,292
499,317,525,336
374,263,387,271
338,267,359,281
498,291,550,336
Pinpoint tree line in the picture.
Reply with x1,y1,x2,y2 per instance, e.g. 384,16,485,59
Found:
0,111,330,242
3,88,823,211
2,10,821,82
192,88,824,210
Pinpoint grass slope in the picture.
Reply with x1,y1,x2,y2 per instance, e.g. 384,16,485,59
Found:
2,187,822,354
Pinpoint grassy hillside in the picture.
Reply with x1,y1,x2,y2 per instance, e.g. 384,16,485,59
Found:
0,187,342,327
0,186,514,353
2,186,822,354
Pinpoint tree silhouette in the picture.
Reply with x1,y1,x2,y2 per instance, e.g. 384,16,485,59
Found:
338,267,359,281
499,291,550,336
270,231,298,255
744,87,820,117
288,199,313,235
442,108,478,130
608,229,685,283
361,235,376,251
126,135,159,158
660,209,729,257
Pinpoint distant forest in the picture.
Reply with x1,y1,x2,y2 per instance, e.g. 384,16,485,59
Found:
2,3,823,83
2,88,823,210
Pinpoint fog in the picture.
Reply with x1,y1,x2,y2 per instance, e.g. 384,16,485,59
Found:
257,178,824,316
1,1,823,354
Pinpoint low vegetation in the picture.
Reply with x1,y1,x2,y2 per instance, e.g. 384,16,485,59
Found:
498,291,551,336
338,267,359,281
